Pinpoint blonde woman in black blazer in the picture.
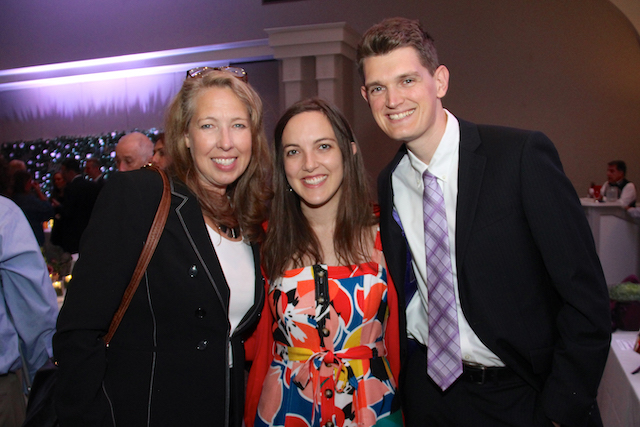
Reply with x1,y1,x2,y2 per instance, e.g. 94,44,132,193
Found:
54,68,271,426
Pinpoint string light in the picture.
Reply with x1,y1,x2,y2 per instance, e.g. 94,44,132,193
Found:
1,128,160,197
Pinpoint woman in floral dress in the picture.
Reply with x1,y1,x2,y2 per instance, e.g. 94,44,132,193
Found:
245,98,402,427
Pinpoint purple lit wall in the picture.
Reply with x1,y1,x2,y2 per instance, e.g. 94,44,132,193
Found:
0,70,182,141
0,42,278,143
1,0,639,193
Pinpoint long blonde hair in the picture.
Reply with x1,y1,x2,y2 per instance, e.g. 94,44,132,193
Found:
164,70,272,243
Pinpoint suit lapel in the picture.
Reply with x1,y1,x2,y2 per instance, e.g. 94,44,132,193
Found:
456,119,486,271
378,145,410,308
233,243,265,337
171,179,229,310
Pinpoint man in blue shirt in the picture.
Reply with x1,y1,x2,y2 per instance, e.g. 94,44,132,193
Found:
0,195,58,426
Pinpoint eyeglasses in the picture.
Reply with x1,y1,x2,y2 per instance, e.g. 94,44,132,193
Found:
185,66,248,83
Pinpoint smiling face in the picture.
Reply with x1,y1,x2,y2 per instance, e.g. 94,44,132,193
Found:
282,111,351,214
185,86,252,194
361,46,449,155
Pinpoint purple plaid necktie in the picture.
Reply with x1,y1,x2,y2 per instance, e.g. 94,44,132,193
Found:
423,170,463,390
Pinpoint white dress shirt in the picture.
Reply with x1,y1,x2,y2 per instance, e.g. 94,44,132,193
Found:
392,110,504,367
206,225,255,367
0,196,58,381
601,180,637,207
206,225,255,336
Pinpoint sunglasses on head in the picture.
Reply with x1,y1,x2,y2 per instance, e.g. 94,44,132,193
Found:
185,66,248,83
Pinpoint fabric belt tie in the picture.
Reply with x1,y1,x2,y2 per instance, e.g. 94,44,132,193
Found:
276,341,387,427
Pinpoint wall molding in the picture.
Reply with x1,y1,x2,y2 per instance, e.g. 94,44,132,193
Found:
0,39,274,92
266,22,360,117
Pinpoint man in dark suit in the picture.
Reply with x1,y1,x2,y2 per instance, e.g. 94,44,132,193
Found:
84,158,106,191
51,158,99,256
357,17,611,427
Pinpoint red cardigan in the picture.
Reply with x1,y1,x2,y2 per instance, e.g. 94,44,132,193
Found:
243,230,401,427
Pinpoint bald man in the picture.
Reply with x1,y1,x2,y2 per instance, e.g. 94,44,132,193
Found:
115,132,154,172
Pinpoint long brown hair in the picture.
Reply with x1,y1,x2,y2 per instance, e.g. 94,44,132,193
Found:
164,70,272,243
262,98,377,280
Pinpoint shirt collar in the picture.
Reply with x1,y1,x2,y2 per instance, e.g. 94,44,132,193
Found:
406,109,459,185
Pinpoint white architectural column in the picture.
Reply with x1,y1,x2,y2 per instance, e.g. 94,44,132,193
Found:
266,22,360,118
281,56,316,110
316,54,353,121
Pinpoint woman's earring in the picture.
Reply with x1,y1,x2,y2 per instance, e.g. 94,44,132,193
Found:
287,183,293,192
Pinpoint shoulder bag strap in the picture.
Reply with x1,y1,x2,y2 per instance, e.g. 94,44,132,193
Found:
103,165,171,346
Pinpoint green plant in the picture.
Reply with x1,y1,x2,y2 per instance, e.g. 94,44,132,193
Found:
609,282,640,302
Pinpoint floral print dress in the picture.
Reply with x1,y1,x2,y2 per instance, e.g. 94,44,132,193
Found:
255,231,399,427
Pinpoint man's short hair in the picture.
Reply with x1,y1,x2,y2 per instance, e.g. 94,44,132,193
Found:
61,158,81,173
356,17,440,82
608,160,626,175
85,158,101,168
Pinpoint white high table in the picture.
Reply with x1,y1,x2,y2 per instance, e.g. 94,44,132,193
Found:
581,199,640,285
598,330,640,427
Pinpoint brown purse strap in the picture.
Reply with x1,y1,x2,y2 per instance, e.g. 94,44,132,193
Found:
103,165,171,346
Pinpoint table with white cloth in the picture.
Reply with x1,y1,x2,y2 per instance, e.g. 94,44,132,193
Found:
581,198,640,285
598,330,640,427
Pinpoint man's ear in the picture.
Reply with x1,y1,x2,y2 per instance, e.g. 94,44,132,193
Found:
360,86,369,103
433,65,450,99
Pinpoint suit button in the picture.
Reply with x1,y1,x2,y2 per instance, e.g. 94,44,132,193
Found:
324,389,333,398
322,327,330,337
195,308,206,319
326,421,334,427
196,340,208,351
189,265,198,278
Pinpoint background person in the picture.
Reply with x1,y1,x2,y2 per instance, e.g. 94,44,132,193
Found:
54,67,271,426
10,170,54,247
0,156,9,196
152,132,172,170
0,196,58,427
50,158,99,257
84,158,106,190
114,131,154,171
49,171,66,208
246,98,401,427
357,17,610,427
601,160,636,206
5,160,26,198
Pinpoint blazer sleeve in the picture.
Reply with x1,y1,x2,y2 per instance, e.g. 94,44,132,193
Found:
377,233,401,388
244,272,274,427
53,170,162,425
519,133,611,425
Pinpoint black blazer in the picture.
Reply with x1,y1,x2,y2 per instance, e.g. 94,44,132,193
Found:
52,176,99,253
378,119,611,426
54,169,264,426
